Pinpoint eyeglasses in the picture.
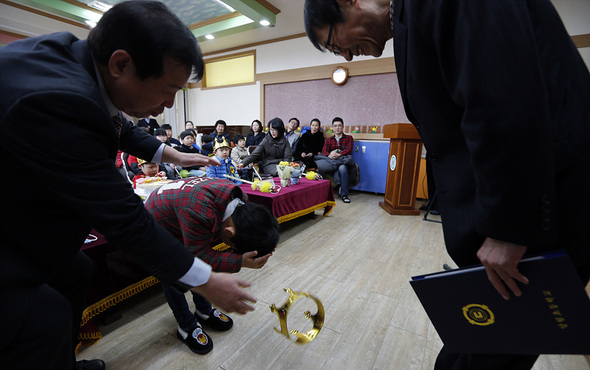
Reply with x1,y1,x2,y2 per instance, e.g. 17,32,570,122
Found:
325,23,341,56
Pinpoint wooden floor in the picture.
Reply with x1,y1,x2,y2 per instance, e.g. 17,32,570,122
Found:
78,192,590,370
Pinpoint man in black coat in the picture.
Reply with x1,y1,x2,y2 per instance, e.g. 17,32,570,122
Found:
0,2,258,369
137,116,160,135
304,0,590,369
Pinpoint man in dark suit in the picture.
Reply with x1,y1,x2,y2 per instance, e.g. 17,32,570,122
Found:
137,116,160,135
304,0,590,369
0,2,261,369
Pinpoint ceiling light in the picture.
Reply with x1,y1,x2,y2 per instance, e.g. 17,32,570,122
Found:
259,19,270,27
205,34,215,40
85,20,97,28
209,0,235,12
88,0,113,12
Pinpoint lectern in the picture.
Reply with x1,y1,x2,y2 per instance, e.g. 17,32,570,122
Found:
379,124,423,215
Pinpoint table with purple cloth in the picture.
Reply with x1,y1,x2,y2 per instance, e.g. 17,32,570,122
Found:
240,177,336,223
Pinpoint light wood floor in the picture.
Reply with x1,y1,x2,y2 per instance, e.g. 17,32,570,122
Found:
78,192,590,370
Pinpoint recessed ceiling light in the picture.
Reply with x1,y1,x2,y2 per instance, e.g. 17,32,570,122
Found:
259,19,270,27
88,0,112,12
85,20,97,28
205,34,215,40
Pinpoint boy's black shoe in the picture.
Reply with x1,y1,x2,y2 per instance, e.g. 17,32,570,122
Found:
341,195,351,203
176,324,213,355
76,359,105,370
195,308,233,331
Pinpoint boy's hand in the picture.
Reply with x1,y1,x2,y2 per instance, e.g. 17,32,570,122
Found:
242,251,273,269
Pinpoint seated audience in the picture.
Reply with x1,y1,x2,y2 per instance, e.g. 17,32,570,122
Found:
285,117,301,160
201,119,231,156
231,134,252,180
206,138,241,184
185,120,202,150
294,118,325,170
315,117,357,204
245,119,265,147
175,130,206,177
161,124,181,146
132,158,167,188
154,128,179,179
145,178,278,355
238,118,292,177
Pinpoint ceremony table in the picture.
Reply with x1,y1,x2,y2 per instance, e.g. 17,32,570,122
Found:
239,177,336,223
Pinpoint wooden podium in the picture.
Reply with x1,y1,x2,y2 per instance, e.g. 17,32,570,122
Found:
379,124,423,215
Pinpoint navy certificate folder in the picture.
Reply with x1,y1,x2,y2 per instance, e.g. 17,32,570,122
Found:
410,252,590,354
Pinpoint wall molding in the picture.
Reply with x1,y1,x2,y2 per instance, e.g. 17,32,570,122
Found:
0,0,89,30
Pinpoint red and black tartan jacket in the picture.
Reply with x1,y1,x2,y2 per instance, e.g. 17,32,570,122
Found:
145,177,246,273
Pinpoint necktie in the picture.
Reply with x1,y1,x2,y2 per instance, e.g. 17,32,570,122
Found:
112,113,123,136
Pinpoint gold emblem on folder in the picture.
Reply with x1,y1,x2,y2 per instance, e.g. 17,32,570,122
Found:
462,303,495,326
269,288,325,344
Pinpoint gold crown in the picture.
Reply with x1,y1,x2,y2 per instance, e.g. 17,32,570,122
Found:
269,288,325,344
213,137,231,151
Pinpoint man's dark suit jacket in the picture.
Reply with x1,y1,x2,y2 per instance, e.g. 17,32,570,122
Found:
137,118,160,135
0,32,194,287
393,0,590,268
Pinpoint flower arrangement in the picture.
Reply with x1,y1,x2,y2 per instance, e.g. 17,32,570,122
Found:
276,161,299,187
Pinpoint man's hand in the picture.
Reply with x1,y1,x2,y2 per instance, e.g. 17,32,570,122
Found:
191,272,256,314
477,238,529,300
242,251,273,269
162,145,221,167
236,163,244,170
328,150,340,160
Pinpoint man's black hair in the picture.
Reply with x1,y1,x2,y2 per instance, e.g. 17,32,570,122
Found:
332,116,344,125
304,0,345,51
289,117,300,129
230,203,279,256
268,117,286,137
88,0,203,81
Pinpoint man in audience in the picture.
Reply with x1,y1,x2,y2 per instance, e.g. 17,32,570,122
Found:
315,117,357,203
286,117,301,159
145,177,278,355
303,0,590,368
137,116,160,135
0,2,257,369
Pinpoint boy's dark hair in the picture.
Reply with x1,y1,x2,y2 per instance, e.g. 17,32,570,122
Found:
161,123,172,130
153,128,167,136
234,134,245,142
268,117,285,137
332,116,344,125
230,203,279,256
304,0,344,52
88,0,203,81
180,130,195,140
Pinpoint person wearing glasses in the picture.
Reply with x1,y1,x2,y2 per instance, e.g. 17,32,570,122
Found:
303,0,590,369
315,117,356,203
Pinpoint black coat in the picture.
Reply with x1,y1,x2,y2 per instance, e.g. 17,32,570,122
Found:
0,32,195,286
393,0,590,268
294,131,325,168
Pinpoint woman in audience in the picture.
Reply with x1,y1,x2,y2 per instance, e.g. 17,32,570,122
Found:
245,119,265,147
201,119,231,156
238,118,291,176
294,118,325,170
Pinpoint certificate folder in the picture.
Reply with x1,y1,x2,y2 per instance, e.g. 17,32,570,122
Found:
410,252,590,354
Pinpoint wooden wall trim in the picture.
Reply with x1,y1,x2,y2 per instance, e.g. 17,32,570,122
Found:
258,57,395,85
0,0,89,29
572,34,590,48
0,29,28,39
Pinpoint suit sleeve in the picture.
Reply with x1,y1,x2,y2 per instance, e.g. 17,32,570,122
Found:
3,93,195,283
